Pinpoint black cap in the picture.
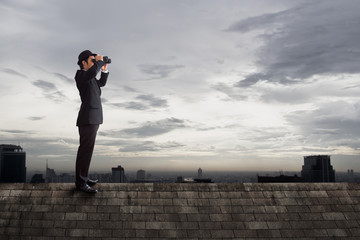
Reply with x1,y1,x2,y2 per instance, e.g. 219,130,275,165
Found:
77,50,96,66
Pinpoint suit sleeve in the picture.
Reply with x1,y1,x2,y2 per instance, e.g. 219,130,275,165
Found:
81,60,106,82
97,72,109,87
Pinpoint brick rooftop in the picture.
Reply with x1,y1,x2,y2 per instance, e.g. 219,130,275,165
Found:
0,183,359,239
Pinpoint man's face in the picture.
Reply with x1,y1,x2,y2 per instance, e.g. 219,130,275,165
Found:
82,55,95,70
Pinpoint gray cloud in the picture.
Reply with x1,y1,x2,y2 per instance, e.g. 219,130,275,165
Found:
117,140,185,153
32,80,67,103
121,118,186,137
123,86,138,93
228,1,360,87
100,118,187,138
138,64,184,80
227,5,296,33
53,73,73,84
33,80,56,91
28,116,45,121
2,68,27,78
110,101,148,111
45,91,67,103
212,83,250,101
0,133,78,170
108,94,168,111
135,94,168,108
234,73,268,88
286,101,360,149
0,129,33,134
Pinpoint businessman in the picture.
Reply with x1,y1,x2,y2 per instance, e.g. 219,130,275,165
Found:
75,50,109,193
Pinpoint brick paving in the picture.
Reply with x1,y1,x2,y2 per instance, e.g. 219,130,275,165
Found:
0,183,359,239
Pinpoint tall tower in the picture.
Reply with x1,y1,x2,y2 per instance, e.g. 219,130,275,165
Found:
45,160,57,183
198,168,203,179
301,155,335,182
112,165,125,183
136,169,146,180
0,144,26,182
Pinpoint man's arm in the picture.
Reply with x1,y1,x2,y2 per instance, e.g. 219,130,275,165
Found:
97,62,109,87
82,60,105,81
97,71,109,87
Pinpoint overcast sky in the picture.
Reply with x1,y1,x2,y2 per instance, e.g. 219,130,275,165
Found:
1,0,360,174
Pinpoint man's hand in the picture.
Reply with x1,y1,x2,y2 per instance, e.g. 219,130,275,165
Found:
95,55,103,62
101,64,108,72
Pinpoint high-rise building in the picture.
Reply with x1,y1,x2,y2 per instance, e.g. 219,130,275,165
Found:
45,160,56,183
0,144,26,182
112,165,125,183
30,174,45,183
136,169,146,180
301,155,335,182
258,174,304,183
347,169,355,182
198,168,203,179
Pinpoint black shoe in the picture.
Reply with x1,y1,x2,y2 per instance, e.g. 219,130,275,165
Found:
87,179,98,186
77,184,98,193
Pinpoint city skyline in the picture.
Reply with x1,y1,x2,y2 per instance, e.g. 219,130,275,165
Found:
1,0,360,173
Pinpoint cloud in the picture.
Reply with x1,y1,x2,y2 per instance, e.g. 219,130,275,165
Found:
107,94,168,111
32,79,67,103
0,129,33,134
234,73,268,88
2,68,27,78
138,64,184,80
123,86,138,93
212,82,252,101
286,101,360,149
100,118,187,138
110,101,149,111
226,5,297,33
33,80,56,91
121,118,186,137
53,73,73,84
228,1,360,87
45,91,67,103
135,94,168,108
0,133,78,171
117,140,185,153
28,116,45,121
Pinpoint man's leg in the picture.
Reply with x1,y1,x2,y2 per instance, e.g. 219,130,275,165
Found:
75,124,99,187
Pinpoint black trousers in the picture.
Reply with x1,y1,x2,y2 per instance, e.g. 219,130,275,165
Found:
75,124,99,187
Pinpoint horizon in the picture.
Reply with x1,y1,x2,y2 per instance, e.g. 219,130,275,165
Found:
27,156,356,176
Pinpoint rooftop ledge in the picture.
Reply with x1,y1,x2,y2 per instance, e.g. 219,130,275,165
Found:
1,183,360,239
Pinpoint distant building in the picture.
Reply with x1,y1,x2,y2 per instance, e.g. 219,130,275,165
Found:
0,144,26,182
89,173,112,183
176,176,184,183
45,160,57,183
112,165,125,183
48,173,75,183
194,178,213,183
136,169,146,180
347,169,355,182
301,155,335,182
175,168,213,183
198,168,203,179
176,177,213,183
30,174,45,183
258,174,304,183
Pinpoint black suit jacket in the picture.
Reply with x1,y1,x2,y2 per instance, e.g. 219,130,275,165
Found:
75,60,109,126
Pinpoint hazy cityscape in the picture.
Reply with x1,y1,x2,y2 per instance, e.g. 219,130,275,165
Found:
27,169,360,184
1,144,359,184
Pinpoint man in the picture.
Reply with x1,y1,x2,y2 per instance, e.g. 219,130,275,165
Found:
75,50,109,193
